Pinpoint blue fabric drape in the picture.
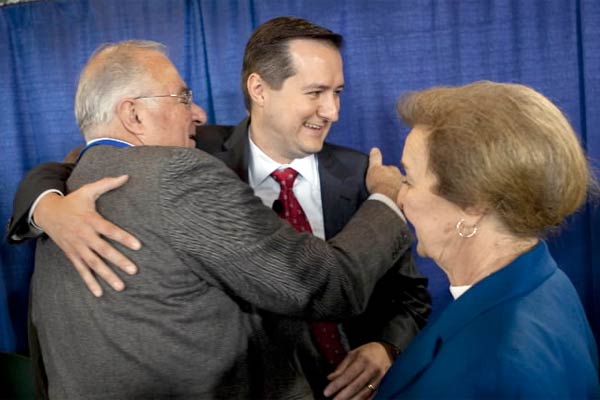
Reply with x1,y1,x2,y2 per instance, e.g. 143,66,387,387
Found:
1,0,598,353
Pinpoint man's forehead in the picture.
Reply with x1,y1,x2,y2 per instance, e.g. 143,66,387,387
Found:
285,40,343,84
145,53,186,88
287,39,341,62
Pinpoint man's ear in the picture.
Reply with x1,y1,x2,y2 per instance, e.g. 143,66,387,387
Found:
247,73,267,107
117,98,144,135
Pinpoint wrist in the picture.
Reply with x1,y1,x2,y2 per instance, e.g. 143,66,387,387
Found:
31,191,63,231
369,184,400,201
378,341,400,361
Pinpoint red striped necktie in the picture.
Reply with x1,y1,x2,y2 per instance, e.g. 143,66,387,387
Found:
270,167,348,367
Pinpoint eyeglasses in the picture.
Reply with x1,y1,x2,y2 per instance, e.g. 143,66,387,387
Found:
134,88,193,107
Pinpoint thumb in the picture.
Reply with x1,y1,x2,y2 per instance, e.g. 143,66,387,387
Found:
369,147,382,169
87,175,129,200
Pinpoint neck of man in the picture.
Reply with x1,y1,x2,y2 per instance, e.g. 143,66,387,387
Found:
248,113,294,165
85,122,143,146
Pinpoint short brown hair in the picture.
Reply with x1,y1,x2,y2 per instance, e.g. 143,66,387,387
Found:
398,81,595,237
241,16,343,110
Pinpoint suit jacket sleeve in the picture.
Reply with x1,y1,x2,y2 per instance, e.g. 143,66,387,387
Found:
332,150,431,353
160,148,412,319
5,162,74,244
344,251,431,353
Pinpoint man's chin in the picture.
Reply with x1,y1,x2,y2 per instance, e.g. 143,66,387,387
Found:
300,137,327,154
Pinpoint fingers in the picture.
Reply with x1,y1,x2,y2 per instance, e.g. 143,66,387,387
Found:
324,353,365,399
80,252,126,293
62,239,126,297
83,178,142,252
84,175,130,201
332,369,375,400
368,147,382,169
94,216,141,254
37,178,142,296
366,148,404,199
70,256,105,298
59,228,129,296
324,343,391,400
328,351,353,380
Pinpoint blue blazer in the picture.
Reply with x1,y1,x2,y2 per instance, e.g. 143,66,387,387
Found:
377,241,600,399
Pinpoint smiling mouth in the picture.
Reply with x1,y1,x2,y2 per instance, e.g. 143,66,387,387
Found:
303,121,324,130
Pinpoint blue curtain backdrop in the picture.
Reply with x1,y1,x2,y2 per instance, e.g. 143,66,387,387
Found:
0,0,598,354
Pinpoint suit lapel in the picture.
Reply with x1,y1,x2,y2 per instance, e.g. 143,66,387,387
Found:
213,118,251,183
318,146,361,239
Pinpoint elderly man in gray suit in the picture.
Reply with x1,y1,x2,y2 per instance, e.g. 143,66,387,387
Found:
29,40,410,399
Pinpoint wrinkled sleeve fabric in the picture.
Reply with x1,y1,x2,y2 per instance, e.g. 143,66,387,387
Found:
159,148,409,319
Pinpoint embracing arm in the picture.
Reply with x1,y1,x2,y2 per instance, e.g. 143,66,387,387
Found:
6,162,73,243
163,148,409,319
6,161,141,297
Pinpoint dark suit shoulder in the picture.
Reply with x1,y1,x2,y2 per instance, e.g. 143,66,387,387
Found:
319,142,368,181
195,124,236,153
322,142,367,161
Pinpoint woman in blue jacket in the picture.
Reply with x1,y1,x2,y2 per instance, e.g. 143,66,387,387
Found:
376,81,599,399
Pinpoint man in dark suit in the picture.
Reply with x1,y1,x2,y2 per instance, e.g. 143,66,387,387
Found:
26,40,412,399
194,17,430,399
8,18,430,399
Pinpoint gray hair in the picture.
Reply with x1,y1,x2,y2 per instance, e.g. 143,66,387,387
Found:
74,40,167,138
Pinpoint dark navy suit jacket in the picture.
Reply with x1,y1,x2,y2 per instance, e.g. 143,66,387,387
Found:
376,241,600,399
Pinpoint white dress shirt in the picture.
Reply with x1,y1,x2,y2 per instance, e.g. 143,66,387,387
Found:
248,136,326,240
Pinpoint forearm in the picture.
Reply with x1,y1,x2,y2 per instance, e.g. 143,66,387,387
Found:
6,162,74,243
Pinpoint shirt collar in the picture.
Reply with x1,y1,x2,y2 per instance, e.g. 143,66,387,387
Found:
248,131,319,187
449,285,472,299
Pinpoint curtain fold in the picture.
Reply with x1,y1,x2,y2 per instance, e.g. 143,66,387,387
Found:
1,0,598,353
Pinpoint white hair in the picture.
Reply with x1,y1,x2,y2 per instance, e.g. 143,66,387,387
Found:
74,40,167,139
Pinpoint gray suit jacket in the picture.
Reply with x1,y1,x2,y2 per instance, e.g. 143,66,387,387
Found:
197,119,430,398
31,145,411,399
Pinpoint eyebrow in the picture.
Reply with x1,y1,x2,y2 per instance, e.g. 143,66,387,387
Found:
301,83,345,91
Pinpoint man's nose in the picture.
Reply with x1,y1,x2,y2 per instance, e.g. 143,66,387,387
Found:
191,103,208,126
317,94,340,122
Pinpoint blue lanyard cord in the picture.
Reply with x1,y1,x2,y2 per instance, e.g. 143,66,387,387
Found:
77,139,133,163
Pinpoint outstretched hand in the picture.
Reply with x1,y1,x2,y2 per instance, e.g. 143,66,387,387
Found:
33,175,141,297
366,148,403,201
